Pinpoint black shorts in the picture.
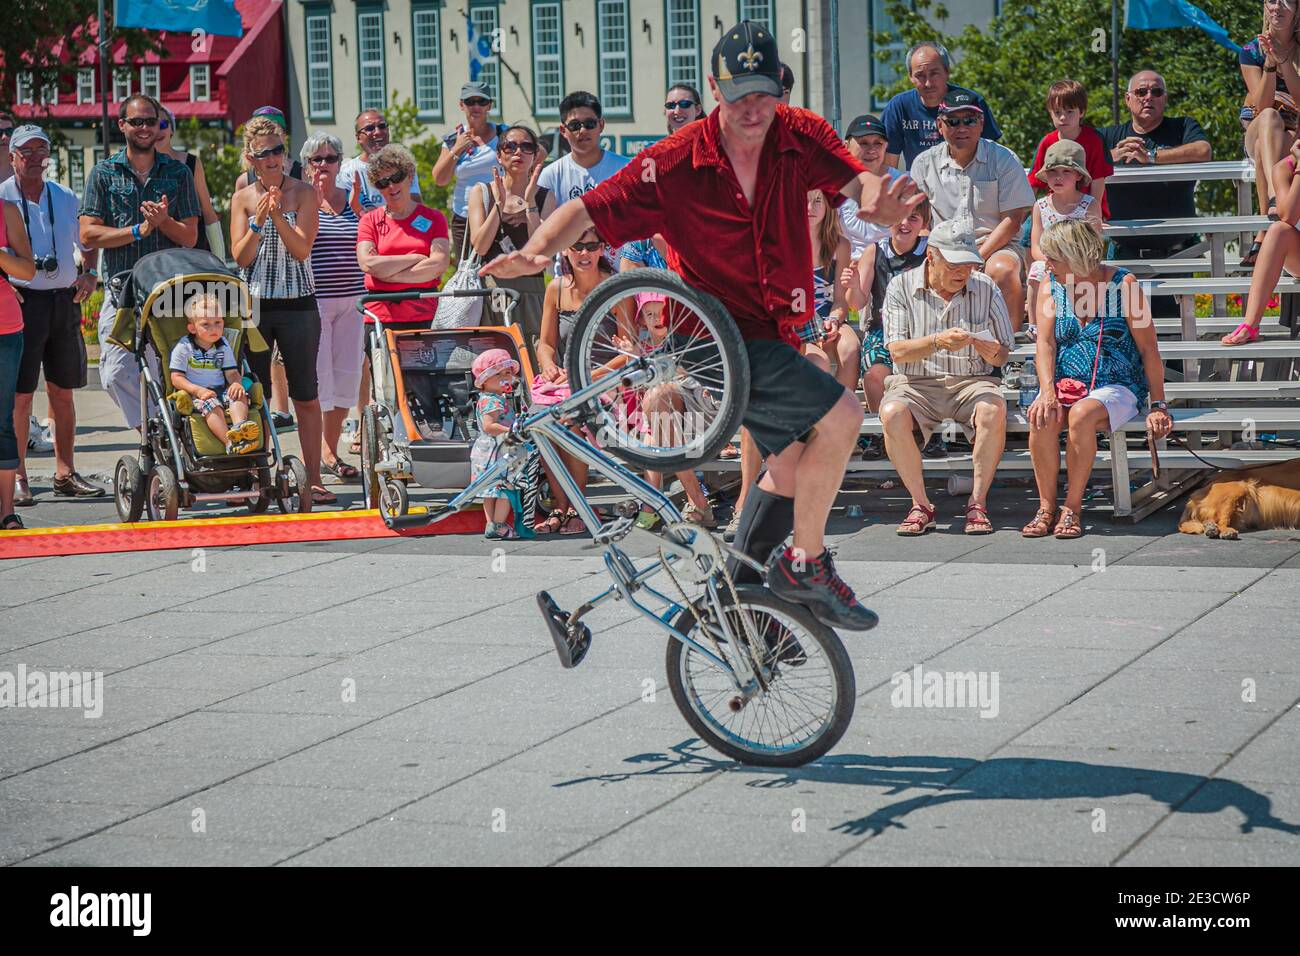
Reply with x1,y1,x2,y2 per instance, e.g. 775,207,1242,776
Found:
16,288,87,392
247,296,321,402
742,339,846,458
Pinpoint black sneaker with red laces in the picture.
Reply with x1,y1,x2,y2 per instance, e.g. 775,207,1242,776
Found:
767,547,879,631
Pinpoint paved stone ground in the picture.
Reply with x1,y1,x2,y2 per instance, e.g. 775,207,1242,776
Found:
2,390,1299,865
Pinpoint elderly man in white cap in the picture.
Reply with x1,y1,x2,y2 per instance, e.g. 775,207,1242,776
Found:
879,219,1014,536
0,125,104,505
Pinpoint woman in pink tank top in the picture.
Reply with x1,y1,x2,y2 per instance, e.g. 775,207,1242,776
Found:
1,198,36,530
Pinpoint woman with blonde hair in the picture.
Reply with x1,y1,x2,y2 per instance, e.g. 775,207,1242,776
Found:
1023,220,1172,539
1238,0,1300,267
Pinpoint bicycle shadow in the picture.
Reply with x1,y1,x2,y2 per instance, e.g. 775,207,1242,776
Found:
556,741,1300,838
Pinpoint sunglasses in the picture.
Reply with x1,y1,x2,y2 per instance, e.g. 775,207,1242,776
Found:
664,99,697,111
1130,86,1165,98
463,97,491,108
569,241,603,252
941,115,981,127
308,153,341,165
124,116,159,128
357,121,389,135
159,119,170,131
250,143,286,160
564,118,600,132
499,141,539,155
373,171,407,190
0,127,12,137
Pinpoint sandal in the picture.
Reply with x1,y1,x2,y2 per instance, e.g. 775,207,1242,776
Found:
310,485,339,505
963,501,994,535
1021,508,1057,538
896,502,936,536
682,500,717,528
559,508,586,535
719,442,741,460
1240,240,1262,268
1,514,23,531
1053,507,1084,539
322,458,361,481
1221,322,1260,347
535,508,564,534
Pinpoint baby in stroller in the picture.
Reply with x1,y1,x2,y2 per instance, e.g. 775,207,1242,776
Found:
169,294,262,456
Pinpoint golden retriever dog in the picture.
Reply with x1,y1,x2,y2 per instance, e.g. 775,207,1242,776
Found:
1178,458,1300,539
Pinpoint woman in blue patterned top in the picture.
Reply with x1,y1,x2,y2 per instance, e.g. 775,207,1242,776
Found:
1024,220,1172,539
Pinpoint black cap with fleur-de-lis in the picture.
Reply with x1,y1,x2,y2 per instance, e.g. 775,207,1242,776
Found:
711,20,784,103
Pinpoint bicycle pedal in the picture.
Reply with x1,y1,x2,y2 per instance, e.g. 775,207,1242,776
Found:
537,591,591,668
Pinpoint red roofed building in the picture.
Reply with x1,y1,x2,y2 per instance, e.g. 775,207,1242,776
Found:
11,0,285,193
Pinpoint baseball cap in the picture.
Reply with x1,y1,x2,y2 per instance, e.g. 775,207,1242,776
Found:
929,219,983,266
10,125,50,150
252,106,288,130
845,114,887,139
1041,138,1092,186
460,81,493,102
711,20,784,103
937,91,983,115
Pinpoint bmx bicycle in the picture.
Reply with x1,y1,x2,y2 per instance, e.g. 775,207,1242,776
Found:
373,270,857,767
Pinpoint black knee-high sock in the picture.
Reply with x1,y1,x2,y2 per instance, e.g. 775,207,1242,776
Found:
727,479,795,586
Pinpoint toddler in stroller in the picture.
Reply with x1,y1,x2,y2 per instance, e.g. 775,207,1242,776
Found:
168,295,262,456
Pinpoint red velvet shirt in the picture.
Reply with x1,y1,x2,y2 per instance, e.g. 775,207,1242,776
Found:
581,105,864,345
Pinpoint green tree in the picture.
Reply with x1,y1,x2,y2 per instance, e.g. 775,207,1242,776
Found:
875,0,1260,213
385,93,453,222
174,117,243,254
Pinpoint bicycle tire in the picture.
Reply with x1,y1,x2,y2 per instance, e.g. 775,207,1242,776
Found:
666,586,855,767
564,269,749,472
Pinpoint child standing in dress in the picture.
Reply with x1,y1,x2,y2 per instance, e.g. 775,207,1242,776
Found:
1028,139,1103,322
470,348,521,539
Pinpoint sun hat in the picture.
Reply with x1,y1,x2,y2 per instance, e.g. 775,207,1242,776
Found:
472,348,520,387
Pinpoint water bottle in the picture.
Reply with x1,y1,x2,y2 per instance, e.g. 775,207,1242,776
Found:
1019,359,1038,411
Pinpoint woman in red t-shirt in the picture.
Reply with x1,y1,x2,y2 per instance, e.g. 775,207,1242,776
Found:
356,144,450,326
355,144,451,415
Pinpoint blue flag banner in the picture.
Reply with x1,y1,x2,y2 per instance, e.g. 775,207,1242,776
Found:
466,14,494,82
115,0,244,38
1125,0,1240,53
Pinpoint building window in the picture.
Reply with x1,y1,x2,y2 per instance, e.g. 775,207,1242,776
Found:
305,7,334,119
869,0,906,110
665,1,701,93
469,2,500,117
69,150,85,193
93,147,105,166
140,65,160,99
39,77,58,106
596,0,631,116
357,6,387,111
16,72,33,105
190,64,210,102
738,0,774,29
47,150,60,179
77,68,95,104
531,2,563,115
412,4,442,119
113,67,132,102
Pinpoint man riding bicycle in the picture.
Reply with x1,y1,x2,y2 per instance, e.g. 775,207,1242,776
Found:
481,19,924,631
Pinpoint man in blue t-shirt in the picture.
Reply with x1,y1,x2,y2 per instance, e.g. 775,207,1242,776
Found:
881,41,1001,169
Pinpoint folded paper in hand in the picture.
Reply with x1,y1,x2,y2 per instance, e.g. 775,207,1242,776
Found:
969,328,999,343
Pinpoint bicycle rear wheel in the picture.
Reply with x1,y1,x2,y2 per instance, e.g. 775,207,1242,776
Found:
667,587,855,767
564,269,748,472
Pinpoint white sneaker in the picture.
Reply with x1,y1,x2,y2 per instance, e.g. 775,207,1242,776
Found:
27,417,54,453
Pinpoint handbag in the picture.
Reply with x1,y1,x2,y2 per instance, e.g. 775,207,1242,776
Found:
431,203,485,329
1055,314,1106,407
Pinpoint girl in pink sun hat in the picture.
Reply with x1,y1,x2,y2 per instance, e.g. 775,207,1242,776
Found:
470,348,522,538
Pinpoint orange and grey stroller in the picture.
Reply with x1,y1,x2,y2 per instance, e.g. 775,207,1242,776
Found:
107,249,309,521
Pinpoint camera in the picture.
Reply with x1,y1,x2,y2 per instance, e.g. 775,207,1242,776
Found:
34,254,59,273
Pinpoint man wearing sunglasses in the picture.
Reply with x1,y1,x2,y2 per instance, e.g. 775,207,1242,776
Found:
339,108,422,214
79,94,200,430
1098,70,1211,314
484,21,925,632
911,93,1035,328
538,91,629,267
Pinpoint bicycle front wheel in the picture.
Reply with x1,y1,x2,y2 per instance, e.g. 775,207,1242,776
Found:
564,269,748,472
667,587,855,767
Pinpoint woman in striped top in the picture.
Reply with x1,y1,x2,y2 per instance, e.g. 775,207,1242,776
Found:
302,131,367,482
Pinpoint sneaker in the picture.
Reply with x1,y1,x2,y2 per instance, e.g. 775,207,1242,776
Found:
722,509,743,543
858,434,885,460
767,547,879,631
270,411,295,430
231,419,261,446
635,509,660,530
920,434,948,459
52,472,107,498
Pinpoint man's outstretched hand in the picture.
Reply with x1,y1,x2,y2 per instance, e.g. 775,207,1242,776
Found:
480,251,551,279
856,173,926,227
